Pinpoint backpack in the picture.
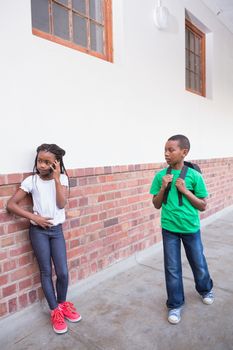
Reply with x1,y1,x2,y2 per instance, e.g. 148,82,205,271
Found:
162,161,201,206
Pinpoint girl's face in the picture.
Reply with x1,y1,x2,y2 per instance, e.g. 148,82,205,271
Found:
36,151,56,178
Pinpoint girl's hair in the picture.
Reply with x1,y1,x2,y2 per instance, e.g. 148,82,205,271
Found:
33,143,68,176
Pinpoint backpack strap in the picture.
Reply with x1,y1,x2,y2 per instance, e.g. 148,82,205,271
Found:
162,166,172,204
163,165,189,206
177,165,188,206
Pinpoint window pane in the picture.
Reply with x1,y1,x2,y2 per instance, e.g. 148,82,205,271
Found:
53,3,70,40
73,14,87,47
185,49,189,70
190,32,194,52
73,0,86,14
195,56,200,75
190,72,195,90
190,52,195,72
195,75,200,92
90,0,103,23
31,0,50,33
90,22,104,53
194,36,200,55
186,69,190,89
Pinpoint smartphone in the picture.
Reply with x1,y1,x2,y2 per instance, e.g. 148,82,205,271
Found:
49,163,56,174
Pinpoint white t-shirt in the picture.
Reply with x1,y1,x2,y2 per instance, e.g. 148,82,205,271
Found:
20,174,69,226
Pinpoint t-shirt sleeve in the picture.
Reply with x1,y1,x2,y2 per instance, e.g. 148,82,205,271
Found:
193,172,208,198
150,172,162,195
60,174,69,187
20,176,33,194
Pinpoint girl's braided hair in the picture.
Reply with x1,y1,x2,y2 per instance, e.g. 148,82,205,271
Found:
33,143,68,177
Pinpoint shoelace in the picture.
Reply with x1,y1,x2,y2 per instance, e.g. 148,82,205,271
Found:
52,309,65,324
61,301,76,313
204,291,213,298
169,308,181,317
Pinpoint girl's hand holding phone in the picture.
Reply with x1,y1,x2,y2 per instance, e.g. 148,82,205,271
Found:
50,160,60,180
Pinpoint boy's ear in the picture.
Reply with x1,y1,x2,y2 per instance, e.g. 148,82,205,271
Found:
183,148,189,157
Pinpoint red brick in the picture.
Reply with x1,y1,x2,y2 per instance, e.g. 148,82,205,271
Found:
91,262,98,273
1,235,15,248
3,259,17,272
33,273,40,285
10,265,37,282
29,290,37,304
19,293,28,308
7,173,24,184
0,302,7,317
85,222,103,233
104,218,118,228
0,250,7,260
70,258,80,268
6,220,29,234
0,274,8,287
0,185,18,197
8,298,17,313
10,243,32,257
18,254,31,267
3,283,17,297
15,230,29,244
70,239,79,249
78,197,88,206
19,278,32,290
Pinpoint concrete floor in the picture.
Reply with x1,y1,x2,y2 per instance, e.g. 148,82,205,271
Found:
1,207,233,350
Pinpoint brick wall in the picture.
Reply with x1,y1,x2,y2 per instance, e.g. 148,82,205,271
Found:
0,157,233,318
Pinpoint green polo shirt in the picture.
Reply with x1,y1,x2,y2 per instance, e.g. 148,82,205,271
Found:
150,167,208,233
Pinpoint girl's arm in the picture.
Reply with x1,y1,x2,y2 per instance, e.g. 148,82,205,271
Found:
7,189,53,228
51,160,68,208
7,189,35,221
54,180,68,209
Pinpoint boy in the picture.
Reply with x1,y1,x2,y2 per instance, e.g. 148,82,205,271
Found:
150,135,213,324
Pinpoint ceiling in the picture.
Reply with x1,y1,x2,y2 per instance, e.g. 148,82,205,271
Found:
201,0,233,34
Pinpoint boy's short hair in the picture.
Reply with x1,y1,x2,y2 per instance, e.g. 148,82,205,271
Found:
168,134,190,151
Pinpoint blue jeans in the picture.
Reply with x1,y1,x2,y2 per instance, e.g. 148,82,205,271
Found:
29,224,68,310
162,228,213,309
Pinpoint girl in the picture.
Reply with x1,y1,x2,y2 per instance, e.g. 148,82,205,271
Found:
7,143,81,334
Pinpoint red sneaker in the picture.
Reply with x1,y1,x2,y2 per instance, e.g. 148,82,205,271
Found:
59,301,82,322
51,308,68,334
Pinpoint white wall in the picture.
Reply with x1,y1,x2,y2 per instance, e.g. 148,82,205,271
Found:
0,0,233,173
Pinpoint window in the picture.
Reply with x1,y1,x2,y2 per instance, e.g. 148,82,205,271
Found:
185,19,205,97
31,0,113,62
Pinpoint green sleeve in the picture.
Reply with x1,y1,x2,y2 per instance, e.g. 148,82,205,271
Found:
193,172,208,198
150,172,162,195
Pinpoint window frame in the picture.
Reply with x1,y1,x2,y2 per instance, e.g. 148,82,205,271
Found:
31,0,113,62
185,19,206,97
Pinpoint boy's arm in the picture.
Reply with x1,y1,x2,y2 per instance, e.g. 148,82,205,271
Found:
152,174,173,209
175,178,207,211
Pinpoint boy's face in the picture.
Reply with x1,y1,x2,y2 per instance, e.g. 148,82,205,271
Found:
164,140,188,167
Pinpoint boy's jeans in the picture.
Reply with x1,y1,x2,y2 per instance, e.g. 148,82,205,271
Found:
162,228,213,309
29,224,68,310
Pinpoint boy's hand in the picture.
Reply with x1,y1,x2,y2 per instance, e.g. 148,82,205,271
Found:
175,178,187,194
162,174,173,189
